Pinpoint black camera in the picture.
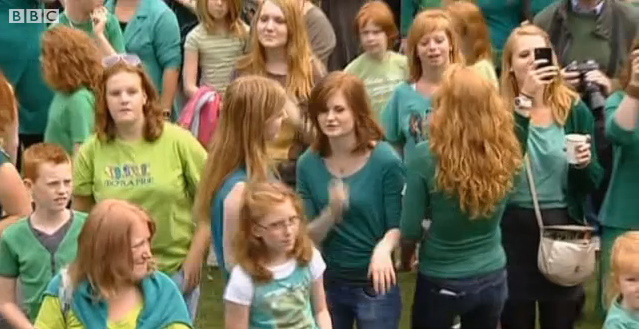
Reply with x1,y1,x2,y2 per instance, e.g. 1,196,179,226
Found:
565,60,606,119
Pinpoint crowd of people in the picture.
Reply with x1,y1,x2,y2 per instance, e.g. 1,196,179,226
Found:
1,0,639,328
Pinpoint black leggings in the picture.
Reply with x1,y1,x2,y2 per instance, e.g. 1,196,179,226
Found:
500,295,584,329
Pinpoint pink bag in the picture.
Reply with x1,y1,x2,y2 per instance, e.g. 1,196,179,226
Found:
178,86,222,148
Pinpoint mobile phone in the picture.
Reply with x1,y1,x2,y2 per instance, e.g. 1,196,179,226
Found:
534,47,553,69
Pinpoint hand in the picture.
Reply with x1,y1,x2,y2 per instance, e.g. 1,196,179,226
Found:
368,243,397,295
520,59,558,98
91,7,108,36
328,179,348,221
574,135,592,169
585,70,612,95
561,66,581,89
181,252,204,294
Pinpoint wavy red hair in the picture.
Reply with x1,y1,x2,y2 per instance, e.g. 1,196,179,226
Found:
445,1,492,64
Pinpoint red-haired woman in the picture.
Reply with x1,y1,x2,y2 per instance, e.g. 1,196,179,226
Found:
72,55,207,319
42,25,103,156
297,71,405,329
35,199,193,328
233,0,325,187
345,1,408,117
446,1,498,87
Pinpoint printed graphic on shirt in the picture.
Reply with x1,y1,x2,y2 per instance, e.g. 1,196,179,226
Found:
103,163,153,187
365,76,406,114
409,110,432,145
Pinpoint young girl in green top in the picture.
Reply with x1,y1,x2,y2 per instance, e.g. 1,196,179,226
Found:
401,64,527,329
297,71,405,329
499,24,602,329
345,1,408,117
603,232,639,329
42,26,102,156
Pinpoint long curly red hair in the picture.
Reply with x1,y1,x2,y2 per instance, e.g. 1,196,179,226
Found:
42,25,102,94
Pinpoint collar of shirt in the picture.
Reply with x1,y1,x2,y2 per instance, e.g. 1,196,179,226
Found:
570,0,605,15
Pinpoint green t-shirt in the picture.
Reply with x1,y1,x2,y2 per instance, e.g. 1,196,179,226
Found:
509,123,568,209
44,87,96,156
400,0,443,36
565,11,611,74
381,82,432,163
476,0,524,68
73,124,207,274
601,92,639,230
344,52,408,118
0,212,87,320
55,12,126,53
296,142,405,284
603,297,639,328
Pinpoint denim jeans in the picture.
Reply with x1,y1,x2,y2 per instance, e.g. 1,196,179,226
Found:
171,269,201,321
411,269,508,329
324,279,402,329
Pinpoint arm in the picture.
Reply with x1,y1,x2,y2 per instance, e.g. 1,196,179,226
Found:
222,183,245,272
381,88,405,158
72,195,95,213
0,277,32,329
607,91,639,144
567,101,604,195
311,277,332,329
400,151,429,243
183,49,200,99
71,141,96,213
0,163,31,234
305,7,336,66
96,34,117,57
2,120,19,164
107,14,126,53
154,11,182,111
224,302,249,329
66,90,95,156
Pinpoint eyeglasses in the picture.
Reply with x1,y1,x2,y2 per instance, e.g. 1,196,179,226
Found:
102,54,142,68
256,216,300,232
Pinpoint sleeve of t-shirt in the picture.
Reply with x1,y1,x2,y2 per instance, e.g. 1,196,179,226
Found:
66,90,96,145
153,10,182,70
106,13,126,53
73,138,97,196
400,145,429,241
382,155,406,230
176,127,207,199
308,247,326,280
0,235,19,277
184,26,199,52
223,266,255,306
606,91,639,146
33,296,65,329
295,153,320,219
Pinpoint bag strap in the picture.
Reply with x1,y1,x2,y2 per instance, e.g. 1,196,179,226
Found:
524,155,546,232
191,91,216,135
59,268,73,324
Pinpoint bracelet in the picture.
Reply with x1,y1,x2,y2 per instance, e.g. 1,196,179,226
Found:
625,84,639,100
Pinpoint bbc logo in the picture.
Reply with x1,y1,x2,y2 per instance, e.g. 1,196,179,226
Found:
9,9,60,24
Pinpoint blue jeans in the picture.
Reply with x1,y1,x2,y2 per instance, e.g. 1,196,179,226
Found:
412,269,508,329
324,279,401,329
171,270,201,321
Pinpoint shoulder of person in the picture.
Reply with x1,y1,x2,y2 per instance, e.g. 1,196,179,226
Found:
69,87,96,101
532,1,562,28
296,147,320,168
71,211,90,225
373,141,404,164
0,218,30,241
148,270,176,287
344,54,365,72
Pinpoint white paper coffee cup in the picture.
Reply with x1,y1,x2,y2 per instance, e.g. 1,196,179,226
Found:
565,134,588,164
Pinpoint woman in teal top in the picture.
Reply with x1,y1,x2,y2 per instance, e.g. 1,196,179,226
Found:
597,46,639,317
42,26,102,156
499,25,602,329
0,0,53,156
401,64,528,329
382,9,463,163
56,0,125,56
297,71,405,329
192,76,289,276
106,0,181,116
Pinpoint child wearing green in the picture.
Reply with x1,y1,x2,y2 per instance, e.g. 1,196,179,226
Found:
41,26,102,156
602,232,639,329
0,143,86,326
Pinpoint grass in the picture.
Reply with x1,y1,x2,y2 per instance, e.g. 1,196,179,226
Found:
195,269,604,329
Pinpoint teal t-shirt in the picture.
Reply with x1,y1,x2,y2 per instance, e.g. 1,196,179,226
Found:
400,0,443,36
0,212,87,320
604,297,639,329
509,122,568,209
44,87,96,156
0,147,7,164
55,12,126,53
476,0,524,68
345,52,408,117
296,141,405,284
381,82,432,163
601,92,639,230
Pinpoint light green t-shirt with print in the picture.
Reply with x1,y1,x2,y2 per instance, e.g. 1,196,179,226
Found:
345,52,408,118
73,124,207,274
44,87,96,156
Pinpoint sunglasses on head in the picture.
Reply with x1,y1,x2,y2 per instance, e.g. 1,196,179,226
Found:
101,54,142,68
